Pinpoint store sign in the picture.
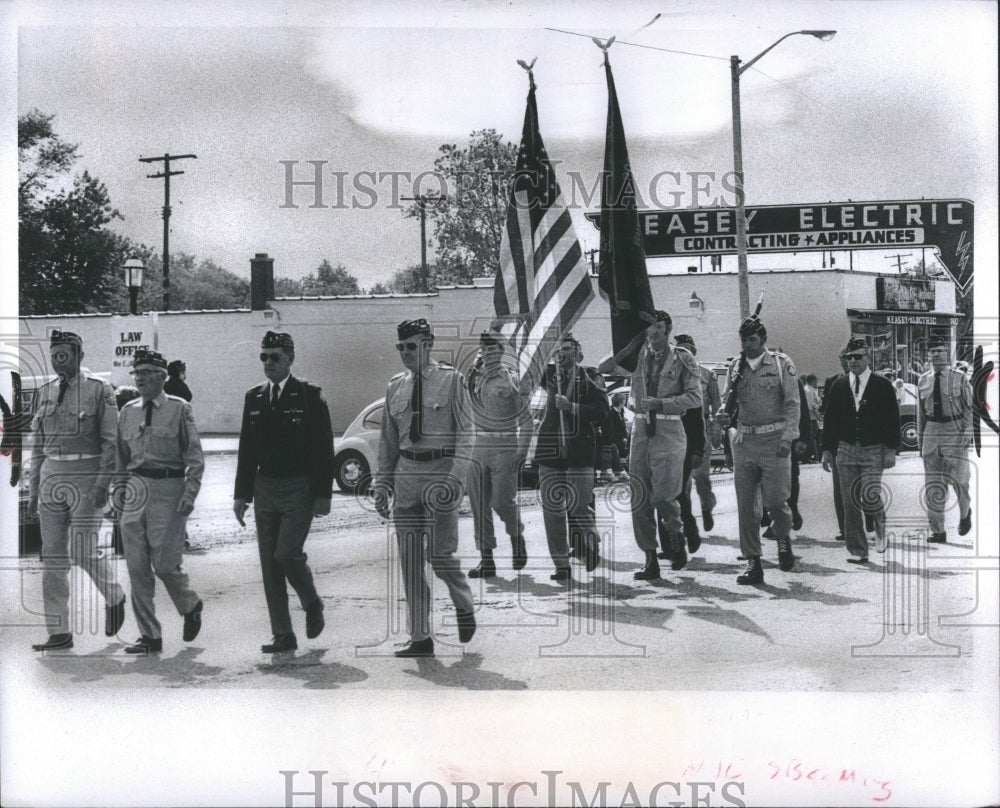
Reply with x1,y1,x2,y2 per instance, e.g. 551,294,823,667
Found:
109,314,157,387
848,310,952,326
876,277,936,312
585,198,975,293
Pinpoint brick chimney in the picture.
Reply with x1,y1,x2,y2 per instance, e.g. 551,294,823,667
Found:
250,253,274,310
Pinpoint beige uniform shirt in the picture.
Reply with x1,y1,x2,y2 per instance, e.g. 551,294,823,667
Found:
727,350,800,442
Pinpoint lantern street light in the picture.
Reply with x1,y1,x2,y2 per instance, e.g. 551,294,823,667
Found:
731,29,836,317
124,256,145,316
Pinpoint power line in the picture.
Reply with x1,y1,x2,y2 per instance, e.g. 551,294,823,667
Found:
139,153,197,311
544,27,729,61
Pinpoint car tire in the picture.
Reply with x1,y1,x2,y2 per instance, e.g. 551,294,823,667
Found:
900,418,919,451
335,450,371,494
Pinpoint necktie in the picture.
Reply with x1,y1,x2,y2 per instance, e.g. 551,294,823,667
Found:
57,380,68,405
408,370,422,443
270,383,280,410
144,400,153,427
854,375,860,396
932,371,942,419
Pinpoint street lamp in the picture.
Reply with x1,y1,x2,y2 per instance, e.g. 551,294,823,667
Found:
731,29,836,317
124,256,145,315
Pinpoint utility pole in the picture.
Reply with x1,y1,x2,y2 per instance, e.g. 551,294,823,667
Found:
585,248,599,275
139,153,197,310
885,253,913,274
401,195,430,292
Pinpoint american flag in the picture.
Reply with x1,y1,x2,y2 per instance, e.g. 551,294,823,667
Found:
494,77,594,393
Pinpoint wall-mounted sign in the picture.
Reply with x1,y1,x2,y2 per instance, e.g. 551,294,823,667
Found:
585,198,974,293
109,314,157,388
876,276,936,312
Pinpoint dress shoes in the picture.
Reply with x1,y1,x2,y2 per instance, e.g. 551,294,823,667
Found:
468,558,497,579
305,599,325,640
511,536,528,571
927,532,947,544
182,600,203,642
685,529,701,555
32,633,73,651
846,557,870,565
395,637,434,658
261,633,297,653
702,510,714,532
633,552,660,581
105,598,126,637
550,567,571,582
958,511,972,536
777,536,795,572
835,534,845,542
125,635,163,654
791,510,803,531
456,610,476,643
736,557,764,585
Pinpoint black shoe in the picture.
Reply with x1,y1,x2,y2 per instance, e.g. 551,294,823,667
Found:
702,510,714,532
468,558,497,579
395,637,434,657
762,526,777,539
864,513,875,533
633,552,660,580
32,633,73,651
927,532,947,544
958,511,972,536
457,610,476,643
685,527,701,555
511,536,528,570
777,536,795,572
125,635,162,654
656,551,671,560
737,557,763,585
846,557,870,565
305,599,325,639
791,511,803,531
670,533,688,571
105,598,126,637
261,633,297,653
835,534,845,542
182,600,203,642
585,544,600,573
550,567,571,582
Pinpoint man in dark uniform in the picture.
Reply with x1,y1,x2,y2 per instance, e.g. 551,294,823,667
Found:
373,319,476,658
465,331,532,578
823,350,850,541
917,338,974,543
716,315,799,585
115,349,204,654
28,330,126,651
164,360,192,402
677,334,721,532
821,337,899,563
234,332,334,653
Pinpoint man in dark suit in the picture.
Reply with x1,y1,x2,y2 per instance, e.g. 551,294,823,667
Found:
823,350,850,541
234,331,334,653
821,337,900,564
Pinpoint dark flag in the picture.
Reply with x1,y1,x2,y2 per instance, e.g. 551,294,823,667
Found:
494,72,593,392
597,53,655,373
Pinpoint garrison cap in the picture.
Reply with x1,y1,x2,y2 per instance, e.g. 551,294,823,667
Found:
397,318,432,340
652,310,672,328
738,315,766,340
133,349,168,372
261,331,294,350
845,336,868,354
50,330,83,348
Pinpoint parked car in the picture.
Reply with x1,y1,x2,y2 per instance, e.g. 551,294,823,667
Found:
333,397,383,494
891,378,919,451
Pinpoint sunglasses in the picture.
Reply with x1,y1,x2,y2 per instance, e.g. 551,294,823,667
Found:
396,341,422,352
844,353,867,361
130,369,161,378
260,352,286,362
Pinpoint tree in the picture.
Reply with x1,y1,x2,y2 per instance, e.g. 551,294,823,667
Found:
385,264,437,294
18,109,78,211
301,260,361,296
405,129,517,286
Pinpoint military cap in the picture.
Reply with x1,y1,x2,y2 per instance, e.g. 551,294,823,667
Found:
397,318,432,340
674,333,696,354
50,330,83,348
652,310,672,328
845,336,868,354
738,315,766,339
261,331,294,350
480,330,504,350
133,349,168,372
927,336,947,350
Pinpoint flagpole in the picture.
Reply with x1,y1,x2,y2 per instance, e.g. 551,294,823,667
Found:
555,365,568,460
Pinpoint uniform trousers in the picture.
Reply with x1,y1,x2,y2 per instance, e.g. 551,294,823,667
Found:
690,440,717,517
467,436,522,551
830,456,845,535
835,441,887,558
253,474,319,636
733,431,791,558
37,457,124,634
630,420,686,553
537,465,598,568
120,475,199,640
921,425,972,533
392,457,474,642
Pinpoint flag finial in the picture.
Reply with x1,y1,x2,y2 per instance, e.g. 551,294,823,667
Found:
517,57,537,90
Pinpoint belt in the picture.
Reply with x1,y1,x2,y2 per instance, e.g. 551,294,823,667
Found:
475,430,518,437
132,466,185,479
651,413,682,421
45,453,101,461
924,415,961,423
737,421,784,435
400,447,455,462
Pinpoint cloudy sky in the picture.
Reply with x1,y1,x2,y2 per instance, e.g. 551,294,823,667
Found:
6,0,997,294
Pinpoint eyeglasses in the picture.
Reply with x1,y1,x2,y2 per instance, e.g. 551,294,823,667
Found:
844,353,867,361
396,341,421,352
130,369,160,378
260,352,285,363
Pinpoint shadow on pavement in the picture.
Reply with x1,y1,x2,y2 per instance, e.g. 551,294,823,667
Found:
255,648,369,689
40,645,226,685
402,652,528,690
